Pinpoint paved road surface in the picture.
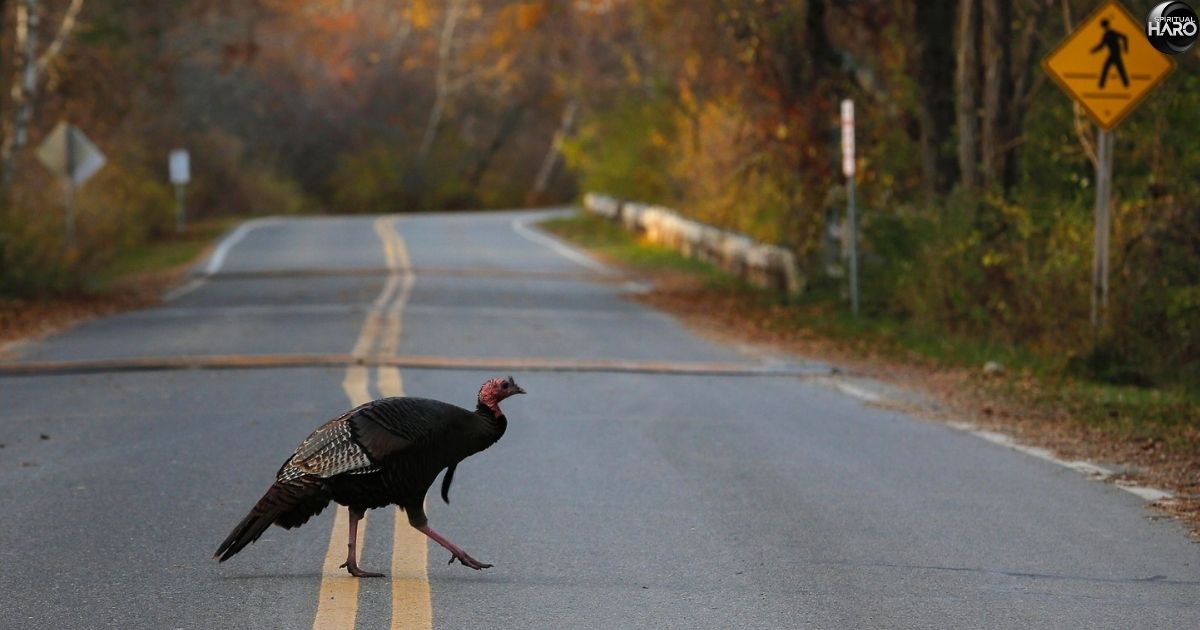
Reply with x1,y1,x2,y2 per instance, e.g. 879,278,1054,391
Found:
1,210,1197,629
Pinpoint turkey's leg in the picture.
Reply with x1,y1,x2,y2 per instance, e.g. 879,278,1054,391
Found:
340,508,384,578
415,525,493,570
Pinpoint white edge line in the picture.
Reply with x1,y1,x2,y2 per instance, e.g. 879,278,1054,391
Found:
946,421,1174,502
162,277,206,302
825,379,883,403
511,216,612,274
203,217,282,275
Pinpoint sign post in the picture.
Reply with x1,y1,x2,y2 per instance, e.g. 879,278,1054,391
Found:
1042,0,1174,328
840,99,859,317
35,122,106,252
169,149,190,232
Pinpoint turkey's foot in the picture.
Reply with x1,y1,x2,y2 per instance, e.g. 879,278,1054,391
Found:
340,560,385,578
416,523,493,570
447,552,493,570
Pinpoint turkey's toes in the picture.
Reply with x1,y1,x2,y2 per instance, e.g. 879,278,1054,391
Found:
448,552,493,570
340,561,386,578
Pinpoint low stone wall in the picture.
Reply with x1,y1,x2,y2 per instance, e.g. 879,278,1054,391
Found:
582,193,802,293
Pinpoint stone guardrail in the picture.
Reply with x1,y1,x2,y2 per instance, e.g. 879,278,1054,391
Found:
582,193,802,293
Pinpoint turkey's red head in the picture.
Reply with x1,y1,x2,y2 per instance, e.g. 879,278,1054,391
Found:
477,376,525,415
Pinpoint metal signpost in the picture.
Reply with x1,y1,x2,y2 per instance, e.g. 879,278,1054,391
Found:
36,122,106,251
169,149,191,232
840,99,859,317
1042,0,1174,327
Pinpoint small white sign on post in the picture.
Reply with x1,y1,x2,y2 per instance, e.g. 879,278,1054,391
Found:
840,99,855,177
169,149,190,232
169,149,190,185
840,98,859,317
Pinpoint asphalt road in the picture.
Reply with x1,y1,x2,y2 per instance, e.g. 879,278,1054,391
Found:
1,210,1197,629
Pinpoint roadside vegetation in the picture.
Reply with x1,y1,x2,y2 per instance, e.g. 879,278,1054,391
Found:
543,212,1200,530
0,217,237,346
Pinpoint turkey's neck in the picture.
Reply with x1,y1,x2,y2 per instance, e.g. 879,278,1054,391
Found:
475,401,508,435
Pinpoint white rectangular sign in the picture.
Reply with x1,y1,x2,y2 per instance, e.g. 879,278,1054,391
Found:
169,149,190,185
840,99,855,177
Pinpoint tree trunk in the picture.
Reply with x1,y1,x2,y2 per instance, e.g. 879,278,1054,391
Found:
1002,0,1053,191
36,0,83,73
466,102,525,191
527,98,578,205
954,0,979,193
979,0,1011,193
1,0,85,189
416,0,466,162
1,0,38,189
912,0,958,199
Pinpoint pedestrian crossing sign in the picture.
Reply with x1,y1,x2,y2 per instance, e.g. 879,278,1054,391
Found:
1043,0,1175,130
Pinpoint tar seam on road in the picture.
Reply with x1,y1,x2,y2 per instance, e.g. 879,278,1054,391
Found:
195,265,612,283
0,353,825,378
311,217,433,630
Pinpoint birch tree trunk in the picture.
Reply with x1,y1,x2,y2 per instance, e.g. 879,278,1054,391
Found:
1,0,40,188
1,0,85,189
416,0,466,162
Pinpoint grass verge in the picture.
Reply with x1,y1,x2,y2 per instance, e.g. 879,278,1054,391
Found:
0,217,244,349
542,212,1200,533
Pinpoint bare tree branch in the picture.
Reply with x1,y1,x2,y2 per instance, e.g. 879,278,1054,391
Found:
36,0,85,73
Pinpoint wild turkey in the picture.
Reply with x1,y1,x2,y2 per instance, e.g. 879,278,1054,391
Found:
214,376,524,576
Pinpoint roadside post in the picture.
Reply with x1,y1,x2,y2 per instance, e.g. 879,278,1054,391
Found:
169,149,191,232
1041,0,1175,328
35,121,106,252
840,98,859,317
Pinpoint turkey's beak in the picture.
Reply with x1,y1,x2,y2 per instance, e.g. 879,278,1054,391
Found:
514,384,526,395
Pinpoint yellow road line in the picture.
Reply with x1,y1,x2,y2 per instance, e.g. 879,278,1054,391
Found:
350,218,403,359
378,366,433,629
311,367,374,629
381,224,414,358
313,216,432,630
313,504,367,627
313,218,402,630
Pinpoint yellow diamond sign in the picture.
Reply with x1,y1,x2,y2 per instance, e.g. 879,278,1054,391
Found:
1043,0,1175,130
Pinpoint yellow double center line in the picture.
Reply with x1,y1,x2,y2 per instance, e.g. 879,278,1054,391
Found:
313,217,432,630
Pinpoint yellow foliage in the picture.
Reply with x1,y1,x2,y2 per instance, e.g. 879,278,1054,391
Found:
407,0,433,29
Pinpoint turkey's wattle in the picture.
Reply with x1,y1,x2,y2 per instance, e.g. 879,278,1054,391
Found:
214,376,524,576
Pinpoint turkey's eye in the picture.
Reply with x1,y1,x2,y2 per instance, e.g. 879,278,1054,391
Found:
501,382,510,389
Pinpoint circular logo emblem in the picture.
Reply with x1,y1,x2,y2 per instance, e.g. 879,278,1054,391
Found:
1146,1,1199,54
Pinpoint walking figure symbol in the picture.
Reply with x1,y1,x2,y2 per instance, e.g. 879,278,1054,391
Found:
1091,18,1129,88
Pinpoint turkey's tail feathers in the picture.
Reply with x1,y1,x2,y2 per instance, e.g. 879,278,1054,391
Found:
214,477,331,562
